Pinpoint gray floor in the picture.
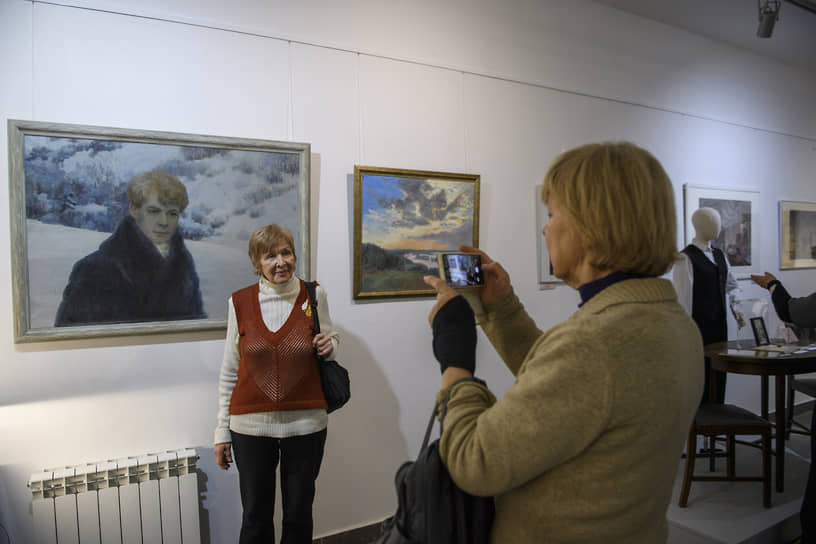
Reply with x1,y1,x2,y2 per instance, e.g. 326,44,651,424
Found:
667,430,810,544
322,421,813,544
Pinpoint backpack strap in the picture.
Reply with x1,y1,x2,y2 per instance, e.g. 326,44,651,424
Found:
422,391,452,450
422,402,439,450
304,281,321,335
425,377,488,449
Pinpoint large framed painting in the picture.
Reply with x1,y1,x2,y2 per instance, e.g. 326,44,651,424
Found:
779,200,816,270
683,184,760,278
353,165,480,299
535,185,561,287
8,119,310,343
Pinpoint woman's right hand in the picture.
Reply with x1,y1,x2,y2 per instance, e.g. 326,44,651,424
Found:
750,272,777,289
459,245,511,305
214,442,233,470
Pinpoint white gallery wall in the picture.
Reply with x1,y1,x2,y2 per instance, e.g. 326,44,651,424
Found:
1,0,815,541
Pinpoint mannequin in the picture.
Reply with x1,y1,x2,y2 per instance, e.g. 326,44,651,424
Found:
673,207,741,404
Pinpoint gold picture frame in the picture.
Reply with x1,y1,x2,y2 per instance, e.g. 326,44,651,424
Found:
353,165,480,299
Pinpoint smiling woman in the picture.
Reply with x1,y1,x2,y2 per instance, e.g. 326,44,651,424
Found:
214,223,341,543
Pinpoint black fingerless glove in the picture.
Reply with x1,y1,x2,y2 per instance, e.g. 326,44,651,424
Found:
432,296,476,374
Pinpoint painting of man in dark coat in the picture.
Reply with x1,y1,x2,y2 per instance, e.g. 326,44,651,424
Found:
55,171,206,326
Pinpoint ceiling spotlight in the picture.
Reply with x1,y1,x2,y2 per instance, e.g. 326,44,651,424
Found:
757,0,781,38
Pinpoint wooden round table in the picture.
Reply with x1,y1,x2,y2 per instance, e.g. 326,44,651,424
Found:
706,340,816,492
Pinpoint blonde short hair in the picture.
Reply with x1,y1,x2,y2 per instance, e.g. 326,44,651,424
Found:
126,171,189,211
541,142,677,276
248,224,296,275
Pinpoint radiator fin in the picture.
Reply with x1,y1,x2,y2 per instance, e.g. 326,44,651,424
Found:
77,491,101,544
159,477,182,544
55,494,80,544
179,473,201,544
120,483,142,544
98,487,121,544
32,498,57,544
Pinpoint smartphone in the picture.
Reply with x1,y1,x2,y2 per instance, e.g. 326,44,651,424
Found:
437,252,485,288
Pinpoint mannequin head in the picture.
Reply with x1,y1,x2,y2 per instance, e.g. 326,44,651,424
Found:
691,207,721,243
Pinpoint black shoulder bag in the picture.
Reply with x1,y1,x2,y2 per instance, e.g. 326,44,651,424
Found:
305,281,350,413
376,391,495,544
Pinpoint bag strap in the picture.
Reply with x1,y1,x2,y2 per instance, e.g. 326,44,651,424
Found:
304,281,321,334
421,404,438,450
421,391,452,450
420,377,486,451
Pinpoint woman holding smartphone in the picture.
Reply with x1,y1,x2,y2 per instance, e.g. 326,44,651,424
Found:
424,142,703,543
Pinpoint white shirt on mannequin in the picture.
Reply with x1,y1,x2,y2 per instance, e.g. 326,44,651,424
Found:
672,207,742,320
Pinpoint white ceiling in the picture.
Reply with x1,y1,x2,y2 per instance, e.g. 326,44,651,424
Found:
593,0,816,73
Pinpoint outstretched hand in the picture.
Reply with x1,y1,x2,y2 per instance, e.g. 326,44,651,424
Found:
458,245,511,305
750,272,777,290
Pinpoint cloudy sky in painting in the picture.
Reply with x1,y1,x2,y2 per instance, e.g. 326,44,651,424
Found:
361,175,475,250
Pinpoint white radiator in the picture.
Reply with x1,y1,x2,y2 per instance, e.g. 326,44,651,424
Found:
28,448,201,544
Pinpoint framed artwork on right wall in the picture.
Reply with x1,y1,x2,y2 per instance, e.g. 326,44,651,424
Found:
779,200,816,270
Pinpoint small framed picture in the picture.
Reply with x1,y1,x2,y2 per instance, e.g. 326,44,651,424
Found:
750,317,770,346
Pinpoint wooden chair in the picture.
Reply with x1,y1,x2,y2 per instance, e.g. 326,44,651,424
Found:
786,376,816,437
679,403,772,508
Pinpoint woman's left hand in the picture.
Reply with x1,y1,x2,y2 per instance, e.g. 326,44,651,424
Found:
424,275,477,375
424,275,460,326
313,333,334,358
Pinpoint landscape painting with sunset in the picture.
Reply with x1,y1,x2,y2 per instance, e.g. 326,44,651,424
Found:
353,167,480,299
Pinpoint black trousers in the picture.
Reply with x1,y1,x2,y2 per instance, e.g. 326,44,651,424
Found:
231,429,327,544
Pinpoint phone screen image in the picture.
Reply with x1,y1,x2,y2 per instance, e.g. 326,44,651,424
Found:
439,253,484,287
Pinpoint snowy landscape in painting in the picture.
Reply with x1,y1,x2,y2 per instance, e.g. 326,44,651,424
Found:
22,134,305,329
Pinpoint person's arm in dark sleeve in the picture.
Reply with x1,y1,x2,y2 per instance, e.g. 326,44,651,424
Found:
769,280,793,323
788,291,816,329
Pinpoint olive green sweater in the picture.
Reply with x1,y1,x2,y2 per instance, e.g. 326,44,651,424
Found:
438,278,703,543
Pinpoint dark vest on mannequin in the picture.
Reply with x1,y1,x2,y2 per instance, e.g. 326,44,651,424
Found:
682,244,728,345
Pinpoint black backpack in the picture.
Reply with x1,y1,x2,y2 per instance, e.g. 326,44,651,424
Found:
376,398,495,544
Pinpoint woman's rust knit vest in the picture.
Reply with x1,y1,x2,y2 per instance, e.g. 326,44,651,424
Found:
229,280,328,414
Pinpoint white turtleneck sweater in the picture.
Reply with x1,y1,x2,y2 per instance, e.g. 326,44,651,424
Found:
214,276,339,444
